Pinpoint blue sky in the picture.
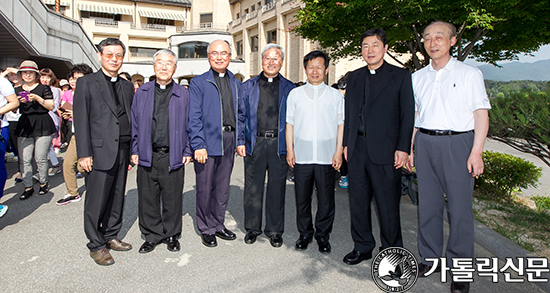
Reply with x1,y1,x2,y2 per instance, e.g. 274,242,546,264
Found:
465,44,550,66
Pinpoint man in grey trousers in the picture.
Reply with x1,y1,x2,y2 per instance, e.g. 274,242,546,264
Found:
408,21,491,293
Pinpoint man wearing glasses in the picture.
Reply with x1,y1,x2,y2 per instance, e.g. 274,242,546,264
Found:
188,40,242,247
130,49,192,254
74,38,135,265
238,44,295,247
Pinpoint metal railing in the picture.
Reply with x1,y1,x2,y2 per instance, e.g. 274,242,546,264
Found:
131,23,166,32
246,10,257,21
262,0,277,13
94,18,118,27
199,22,213,29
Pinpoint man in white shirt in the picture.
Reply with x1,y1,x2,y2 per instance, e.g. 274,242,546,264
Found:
408,21,490,293
286,50,344,254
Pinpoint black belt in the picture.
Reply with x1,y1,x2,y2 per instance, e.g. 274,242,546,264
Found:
257,130,278,138
357,131,367,137
222,125,235,132
153,146,169,153
418,128,472,136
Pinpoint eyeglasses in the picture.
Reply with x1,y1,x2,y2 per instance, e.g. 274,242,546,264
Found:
262,56,281,63
154,61,175,69
209,51,230,59
104,53,124,61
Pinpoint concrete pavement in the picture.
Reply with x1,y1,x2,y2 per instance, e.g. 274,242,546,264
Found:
0,143,547,292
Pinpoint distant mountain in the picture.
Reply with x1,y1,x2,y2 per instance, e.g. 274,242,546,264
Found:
477,59,550,81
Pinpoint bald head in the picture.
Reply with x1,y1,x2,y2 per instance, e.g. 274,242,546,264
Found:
208,40,231,73
423,21,456,39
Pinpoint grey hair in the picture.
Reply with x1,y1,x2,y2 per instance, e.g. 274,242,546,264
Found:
153,49,176,62
261,43,285,60
207,39,231,53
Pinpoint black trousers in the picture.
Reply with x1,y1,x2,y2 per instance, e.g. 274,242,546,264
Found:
84,148,130,251
137,152,184,243
294,163,335,240
243,137,287,236
348,135,403,254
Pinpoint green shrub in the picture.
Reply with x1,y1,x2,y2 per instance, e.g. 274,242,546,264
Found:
476,151,542,202
531,195,550,211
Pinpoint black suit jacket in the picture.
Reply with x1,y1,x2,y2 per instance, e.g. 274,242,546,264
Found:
343,62,414,165
74,70,134,170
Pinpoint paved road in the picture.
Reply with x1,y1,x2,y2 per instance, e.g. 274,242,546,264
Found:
0,143,546,292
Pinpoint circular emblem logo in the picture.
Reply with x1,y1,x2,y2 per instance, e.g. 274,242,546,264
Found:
371,247,419,293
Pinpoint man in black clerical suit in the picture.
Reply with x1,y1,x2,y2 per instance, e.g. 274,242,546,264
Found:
342,28,414,265
74,38,134,266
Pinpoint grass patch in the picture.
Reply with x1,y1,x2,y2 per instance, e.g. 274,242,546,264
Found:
472,191,550,258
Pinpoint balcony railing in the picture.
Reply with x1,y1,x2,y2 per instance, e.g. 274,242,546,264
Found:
131,23,166,32
229,18,242,28
262,0,277,13
246,10,257,21
200,22,213,29
94,18,118,27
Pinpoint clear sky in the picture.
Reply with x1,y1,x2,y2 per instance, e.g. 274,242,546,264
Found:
465,44,550,66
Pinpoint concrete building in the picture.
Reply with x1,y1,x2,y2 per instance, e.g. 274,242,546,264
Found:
0,0,100,79
46,0,245,82
227,0,363,85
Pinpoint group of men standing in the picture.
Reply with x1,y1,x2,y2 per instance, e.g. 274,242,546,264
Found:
75,20,489,293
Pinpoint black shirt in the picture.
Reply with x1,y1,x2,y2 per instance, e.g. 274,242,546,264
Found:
102,72,131,148
152,81,172,148
359,62,385,132
213,70,235,128
257,73,279,132
14,84,56,137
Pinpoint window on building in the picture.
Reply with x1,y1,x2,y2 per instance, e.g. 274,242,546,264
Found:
236,41,243,58
265,0,273,5
251,5,255,12
178,41,209,59
244,8,249,14
200,13,213,28
81,11,121,21
147,18,174,26
130,47,158,59
236,13,240,19
267,30,277,44
250,35,259,52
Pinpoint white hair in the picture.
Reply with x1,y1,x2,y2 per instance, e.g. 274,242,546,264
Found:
153,49,176,62
261,43,285,60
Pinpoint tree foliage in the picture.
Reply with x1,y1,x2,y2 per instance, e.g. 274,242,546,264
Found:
488,90,550,167
294,0,550,71
484,80,549,98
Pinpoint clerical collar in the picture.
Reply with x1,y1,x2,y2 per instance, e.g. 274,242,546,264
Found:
212,69,226,78
155,80,173,90
368,61,386,75
260,72,279,83
102,70,118,82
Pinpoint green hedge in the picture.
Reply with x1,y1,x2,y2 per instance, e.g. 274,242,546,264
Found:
476,151,542,202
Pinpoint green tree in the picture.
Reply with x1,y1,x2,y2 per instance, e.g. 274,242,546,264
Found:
294,0,550,71
488,90,550,167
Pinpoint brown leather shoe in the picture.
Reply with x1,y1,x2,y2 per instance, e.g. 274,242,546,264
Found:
90,248,115,266
451,281,470,293
107,238,132,251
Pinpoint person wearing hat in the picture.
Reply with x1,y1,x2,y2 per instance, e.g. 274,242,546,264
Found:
14,60,56,199
59,79,70,93
179,79,189,89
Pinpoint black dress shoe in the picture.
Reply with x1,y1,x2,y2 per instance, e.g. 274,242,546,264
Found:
215,228,236,240
139,241,158,253
269,234,283,248
165,237,180,252
418,262,441,277
316,237,331,253
244,232,257,244
295,236,312,250
343,250,372,265
201,234,217,247
451,281,470,293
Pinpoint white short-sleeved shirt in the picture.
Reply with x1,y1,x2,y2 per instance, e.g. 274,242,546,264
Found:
286,82,344,164
0,78,14,128
412,58,491,131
